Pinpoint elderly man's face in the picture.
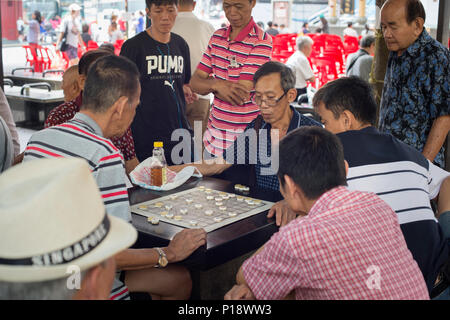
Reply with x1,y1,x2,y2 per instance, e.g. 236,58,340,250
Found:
380,1,423,55
254,73,291,125
223,0,255,29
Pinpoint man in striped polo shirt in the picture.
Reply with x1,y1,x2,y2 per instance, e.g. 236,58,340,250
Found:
23,55,207,300
190,0,273,158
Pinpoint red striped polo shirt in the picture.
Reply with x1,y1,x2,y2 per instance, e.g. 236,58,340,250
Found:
198,18,272,156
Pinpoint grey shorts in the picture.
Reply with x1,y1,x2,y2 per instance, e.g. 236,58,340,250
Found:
66,45,78,60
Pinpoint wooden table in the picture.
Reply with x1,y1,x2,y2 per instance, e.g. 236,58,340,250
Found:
128,176,283,299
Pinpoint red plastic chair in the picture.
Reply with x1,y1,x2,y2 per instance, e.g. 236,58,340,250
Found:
114,39,125,55
36,45,51,71
311,56,338,88
87,40,99,51
23,44,43,72
343,35,359,57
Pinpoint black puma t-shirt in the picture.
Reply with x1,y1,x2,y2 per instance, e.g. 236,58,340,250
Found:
120,31,192,164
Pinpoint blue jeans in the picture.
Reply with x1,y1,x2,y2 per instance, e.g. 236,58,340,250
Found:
438,211,450,247
432,287,450,300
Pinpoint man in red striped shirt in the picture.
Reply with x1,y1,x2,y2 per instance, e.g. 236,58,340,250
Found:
190,0,272,157
24,55,206,300
225,127,429,300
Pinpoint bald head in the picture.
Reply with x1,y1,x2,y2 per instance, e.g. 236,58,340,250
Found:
61,65,81,102
380,0,425,56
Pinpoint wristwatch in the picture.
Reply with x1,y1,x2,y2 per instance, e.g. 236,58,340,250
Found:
155,247,168,268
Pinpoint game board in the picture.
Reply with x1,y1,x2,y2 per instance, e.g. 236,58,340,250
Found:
131,186,274,232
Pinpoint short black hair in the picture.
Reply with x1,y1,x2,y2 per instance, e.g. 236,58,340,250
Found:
278,127,347,199
98,43,115,54
253,61,295,92
360,34,375,48
312,76,377,126
78,50,113,76
146,0,178,9
82,55,140,113
405,0,426,23
347,21,353,27
267,21,273,27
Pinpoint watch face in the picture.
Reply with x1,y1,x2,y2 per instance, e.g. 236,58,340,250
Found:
160,256,168,267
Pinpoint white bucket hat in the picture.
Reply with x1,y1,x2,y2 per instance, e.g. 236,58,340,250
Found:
0,158,137,283
69,3,81,11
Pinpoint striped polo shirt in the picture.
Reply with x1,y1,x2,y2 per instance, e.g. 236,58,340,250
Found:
337,126,449,292
23,112,131,222
198,18,273,157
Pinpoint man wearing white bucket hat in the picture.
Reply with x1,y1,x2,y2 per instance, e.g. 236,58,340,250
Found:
23,55,207,300
0,158,138,299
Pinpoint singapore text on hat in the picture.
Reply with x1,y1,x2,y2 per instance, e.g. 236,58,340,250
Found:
0,158,137,282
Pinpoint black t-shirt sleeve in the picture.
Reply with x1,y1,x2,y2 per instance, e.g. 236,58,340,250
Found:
120,38,137,64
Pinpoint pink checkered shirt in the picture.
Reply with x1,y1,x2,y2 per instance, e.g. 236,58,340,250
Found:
242,186,430,300
197,18,272,156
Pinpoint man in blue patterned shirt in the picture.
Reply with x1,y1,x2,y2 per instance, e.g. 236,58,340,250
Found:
171,61,321,191
379,0,450,168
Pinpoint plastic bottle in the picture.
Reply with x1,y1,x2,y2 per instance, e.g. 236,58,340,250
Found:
150,141,167,187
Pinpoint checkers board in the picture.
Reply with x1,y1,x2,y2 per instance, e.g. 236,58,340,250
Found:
131,186,274,232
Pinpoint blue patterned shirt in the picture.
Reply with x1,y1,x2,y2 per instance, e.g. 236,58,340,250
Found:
223,106,322,191
379,29,450,168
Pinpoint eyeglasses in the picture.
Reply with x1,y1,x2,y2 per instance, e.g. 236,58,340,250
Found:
252,91,287,107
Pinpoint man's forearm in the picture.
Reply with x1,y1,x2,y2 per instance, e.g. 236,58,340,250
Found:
422,115,450,163
171,161,232,177
437,176,450,217
190,74,216,96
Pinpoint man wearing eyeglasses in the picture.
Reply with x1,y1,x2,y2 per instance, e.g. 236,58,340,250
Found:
172,61,321,191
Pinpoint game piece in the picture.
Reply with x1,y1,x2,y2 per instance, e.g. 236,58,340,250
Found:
180,208,188,215
169,195,178,200
139,205,148,210
214,217,223,222
190,220,198,226
237,196,244,202
160,211,168,216
154,202,164,208
195,204,203,209
215,202,223,206
205,210,213,216
166,213,174,219
219,206,227,211
174,215,183,221
206,196,214,200
151,218,160,225
186,198,193,204
165,204,173,210
228,212,237,217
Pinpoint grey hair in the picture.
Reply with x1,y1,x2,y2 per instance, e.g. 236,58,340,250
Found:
0,271,87,300
360,35,376,48
296,36,313,51
253,61,296,92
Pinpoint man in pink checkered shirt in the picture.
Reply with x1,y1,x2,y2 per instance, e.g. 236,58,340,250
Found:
225,127,429,300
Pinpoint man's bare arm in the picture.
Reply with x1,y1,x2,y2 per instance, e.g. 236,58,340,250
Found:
422,115,450,163
190,69,251,106
437,176,450,218
170,158,232,177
